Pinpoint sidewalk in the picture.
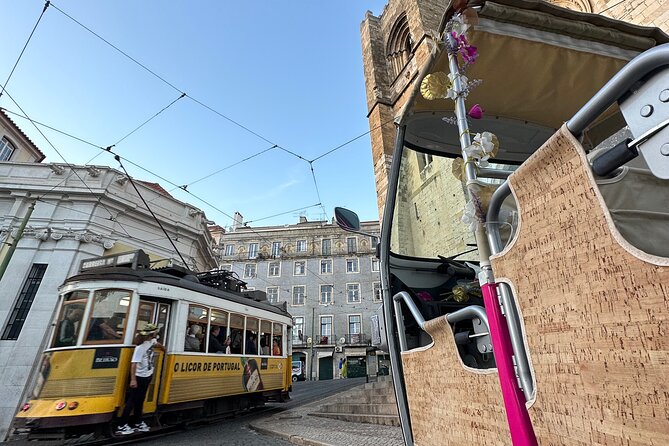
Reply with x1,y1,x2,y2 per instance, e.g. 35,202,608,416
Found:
249,389,405,446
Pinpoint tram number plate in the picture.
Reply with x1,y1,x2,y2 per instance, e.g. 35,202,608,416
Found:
92,348,121,369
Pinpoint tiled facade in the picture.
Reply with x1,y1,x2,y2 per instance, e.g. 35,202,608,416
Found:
215,217,383,380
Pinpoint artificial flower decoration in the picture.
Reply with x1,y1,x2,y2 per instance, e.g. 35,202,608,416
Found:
442,116,458,125
462,43,479,64
451,157,465,182
449,13,469,35
420,72,450,100
451,33,478,65
446,71,468,99
463,131,500,167
461,198,478,232
468,104,484,119
474,131,499,159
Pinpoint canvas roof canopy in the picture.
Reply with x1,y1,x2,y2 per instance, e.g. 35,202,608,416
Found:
400,0,669,162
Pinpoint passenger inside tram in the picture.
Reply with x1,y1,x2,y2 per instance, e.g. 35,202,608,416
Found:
208,326,226,353
54,308,84,347
184,325,202,351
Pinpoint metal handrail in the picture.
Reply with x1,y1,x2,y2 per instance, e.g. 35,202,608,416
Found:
392,291,490,352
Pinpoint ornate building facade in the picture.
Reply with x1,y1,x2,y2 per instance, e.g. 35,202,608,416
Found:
216,216,385,381
0,161,216,438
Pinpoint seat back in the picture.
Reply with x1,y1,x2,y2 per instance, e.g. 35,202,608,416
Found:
491,125,669,445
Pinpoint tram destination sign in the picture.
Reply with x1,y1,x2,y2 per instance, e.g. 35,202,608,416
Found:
80,250,150,272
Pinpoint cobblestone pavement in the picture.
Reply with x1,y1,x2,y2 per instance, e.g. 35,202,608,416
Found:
249,390,405,446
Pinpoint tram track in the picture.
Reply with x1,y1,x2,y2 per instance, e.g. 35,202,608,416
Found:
6,405,285,446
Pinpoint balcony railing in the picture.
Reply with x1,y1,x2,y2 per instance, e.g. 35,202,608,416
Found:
291,333,371,348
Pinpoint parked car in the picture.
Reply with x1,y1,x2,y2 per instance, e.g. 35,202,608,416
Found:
292,360,305,381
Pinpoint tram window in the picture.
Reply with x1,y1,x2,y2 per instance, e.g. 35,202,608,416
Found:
84,289,131,344
52,291,88,347
229,313,244,354
245,317,259,355
209,309,228,353
273,322,283,356
187,305,208,352
136,301,156,341
260,320,272,355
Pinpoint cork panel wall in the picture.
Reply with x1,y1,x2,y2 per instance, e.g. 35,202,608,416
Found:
401,316,511,445
490,125,669,445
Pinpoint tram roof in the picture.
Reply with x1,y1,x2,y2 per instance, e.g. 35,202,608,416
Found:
63,267,292,319
399,0,669,161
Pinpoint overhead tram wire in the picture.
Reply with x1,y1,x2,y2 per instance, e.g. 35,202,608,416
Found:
48,2,182,95
243,203,322,225
114,155,190,268
308,162,328,221
0,105,378,298
44,0,398,223
180,144,278,190
0,1,50,101
309,117,397,163
0,88,132,237
110,92,186,149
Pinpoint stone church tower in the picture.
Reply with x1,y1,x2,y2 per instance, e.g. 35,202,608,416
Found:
360,0,669,218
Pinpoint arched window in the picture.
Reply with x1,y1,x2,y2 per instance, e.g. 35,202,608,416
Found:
387,13,413,81
0,137,15,161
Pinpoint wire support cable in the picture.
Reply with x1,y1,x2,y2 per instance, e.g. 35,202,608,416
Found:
243,203,322,225
49,2,182,94
114,155,189,268
0,1,50,100
1,88,132,237
110,92,186,148
181,144,278,189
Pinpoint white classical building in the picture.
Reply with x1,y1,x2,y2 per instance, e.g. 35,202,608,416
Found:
0,161,216,438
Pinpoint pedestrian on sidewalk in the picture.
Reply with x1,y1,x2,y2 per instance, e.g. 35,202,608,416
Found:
342,358,347,378
116,323,163,435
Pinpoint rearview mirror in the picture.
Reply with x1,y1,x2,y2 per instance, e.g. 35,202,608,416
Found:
334,207,361,232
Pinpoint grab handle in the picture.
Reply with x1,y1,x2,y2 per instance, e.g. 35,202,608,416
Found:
591,138,636,176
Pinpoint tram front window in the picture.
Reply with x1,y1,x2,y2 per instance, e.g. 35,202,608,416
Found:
52,291,88,347
84,289,131,344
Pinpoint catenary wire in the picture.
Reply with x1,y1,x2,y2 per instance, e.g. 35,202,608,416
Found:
0,88,132,237
0,1,50,100
114,154,189,268
110,92,186,149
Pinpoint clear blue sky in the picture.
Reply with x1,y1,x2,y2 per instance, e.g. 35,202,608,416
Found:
1,1,388,228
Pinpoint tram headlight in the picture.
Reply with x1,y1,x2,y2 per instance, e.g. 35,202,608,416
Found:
68,401,79,410
21,403,31,412
55,401,67,411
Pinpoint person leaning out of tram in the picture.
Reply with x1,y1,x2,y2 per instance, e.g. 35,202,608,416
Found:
208,325,226,353
116,323,163,435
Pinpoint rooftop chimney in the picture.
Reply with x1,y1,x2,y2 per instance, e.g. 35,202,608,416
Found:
232,212,244,231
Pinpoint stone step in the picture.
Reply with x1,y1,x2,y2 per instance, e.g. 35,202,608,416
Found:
310,411,401,427
318,402,398,416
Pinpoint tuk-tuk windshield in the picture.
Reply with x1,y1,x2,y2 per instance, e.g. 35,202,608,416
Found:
389,144,516,261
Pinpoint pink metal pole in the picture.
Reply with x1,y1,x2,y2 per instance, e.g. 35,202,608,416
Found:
481,282,537,446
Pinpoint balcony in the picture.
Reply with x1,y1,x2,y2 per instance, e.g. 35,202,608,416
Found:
341,333,370,346
291,333,371,348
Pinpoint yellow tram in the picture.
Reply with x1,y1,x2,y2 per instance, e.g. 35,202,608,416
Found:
12,250,293,440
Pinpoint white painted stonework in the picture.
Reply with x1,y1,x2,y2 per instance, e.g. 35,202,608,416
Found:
0,161,216,439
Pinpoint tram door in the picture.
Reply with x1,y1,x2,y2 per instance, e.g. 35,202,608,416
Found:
136,299,170,414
